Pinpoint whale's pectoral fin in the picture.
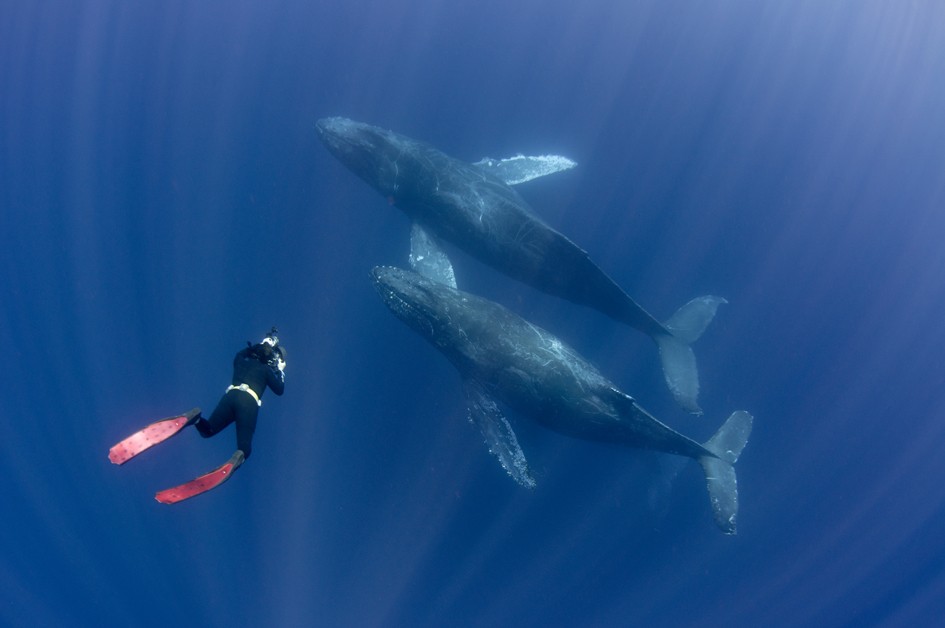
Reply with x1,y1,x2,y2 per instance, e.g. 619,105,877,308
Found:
698,410,753,535
655,296,728,415
472,154,577,186
655,338,699,414
665,296,728,344
409,223,457,288
464,381,535,488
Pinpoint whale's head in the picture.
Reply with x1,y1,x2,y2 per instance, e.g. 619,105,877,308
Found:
372,266,515,376
371,266,460,345
316,117,417,198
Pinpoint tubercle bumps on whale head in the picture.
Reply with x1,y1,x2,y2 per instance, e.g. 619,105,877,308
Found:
371,266,449,343
316,117,377,163
370,266,424,314
371,265,432,304
316,117,413,198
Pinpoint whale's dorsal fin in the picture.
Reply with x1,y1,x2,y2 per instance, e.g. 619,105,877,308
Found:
473,154,577,185
409,223,457,288
464,380,535,488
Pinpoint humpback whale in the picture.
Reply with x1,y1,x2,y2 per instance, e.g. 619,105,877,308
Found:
316,117,724,414
371,265,752,534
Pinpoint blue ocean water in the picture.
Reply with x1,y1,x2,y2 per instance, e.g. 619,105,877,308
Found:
2,1,944,626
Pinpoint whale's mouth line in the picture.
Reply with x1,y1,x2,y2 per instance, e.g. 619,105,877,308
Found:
381,286,412,315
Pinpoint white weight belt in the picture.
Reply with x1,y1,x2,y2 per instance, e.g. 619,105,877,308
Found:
226,383,262,407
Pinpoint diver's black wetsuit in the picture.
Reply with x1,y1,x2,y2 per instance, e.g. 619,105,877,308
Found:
194,345,285,459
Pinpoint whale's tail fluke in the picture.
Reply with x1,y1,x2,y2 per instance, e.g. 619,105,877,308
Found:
698,410,753,535
654,295,727,414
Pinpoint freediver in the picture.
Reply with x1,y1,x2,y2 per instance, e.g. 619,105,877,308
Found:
108,327,287,503
191,326,287,463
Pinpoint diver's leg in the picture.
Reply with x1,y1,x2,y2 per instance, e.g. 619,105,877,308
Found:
232,397,259,459
195,394,236,438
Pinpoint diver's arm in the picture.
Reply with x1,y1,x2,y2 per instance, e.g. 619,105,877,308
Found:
266,362,285,396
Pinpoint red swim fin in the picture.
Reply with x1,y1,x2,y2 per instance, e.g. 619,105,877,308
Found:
154,451,245,504
108,408,201,465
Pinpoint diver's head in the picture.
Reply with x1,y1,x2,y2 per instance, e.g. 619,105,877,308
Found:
261,326,279,347
245,327,282,366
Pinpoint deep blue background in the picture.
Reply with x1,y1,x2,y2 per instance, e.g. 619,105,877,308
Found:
3,1,944,626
